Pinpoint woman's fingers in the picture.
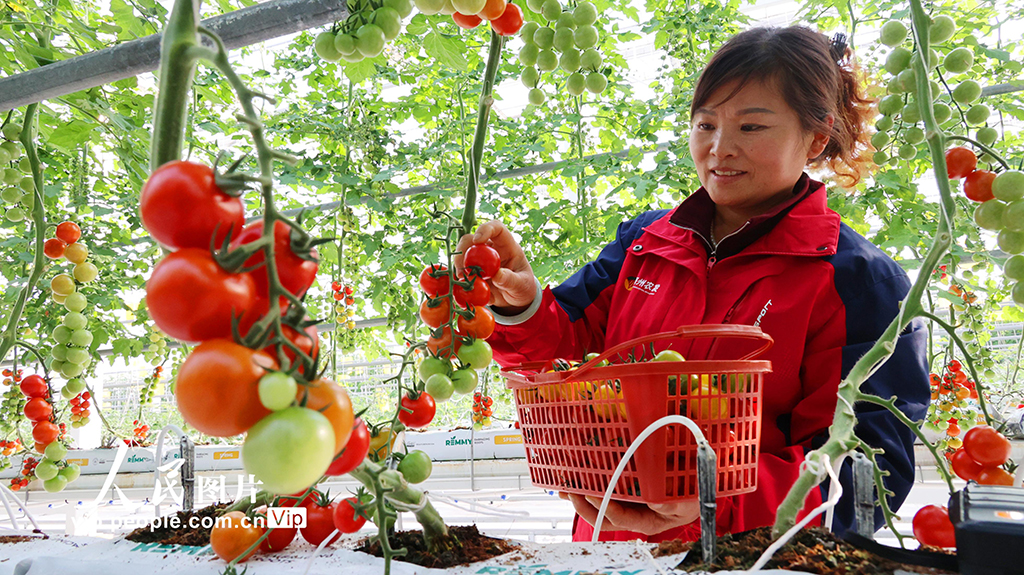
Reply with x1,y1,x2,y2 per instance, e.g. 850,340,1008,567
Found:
567,493,625,533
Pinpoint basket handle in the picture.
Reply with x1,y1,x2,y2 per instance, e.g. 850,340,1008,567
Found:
565,324,773,383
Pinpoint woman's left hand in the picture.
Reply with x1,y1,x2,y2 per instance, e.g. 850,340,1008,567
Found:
559,493,700,536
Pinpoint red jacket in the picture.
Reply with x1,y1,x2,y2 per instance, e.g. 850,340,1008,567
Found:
489,175,930,541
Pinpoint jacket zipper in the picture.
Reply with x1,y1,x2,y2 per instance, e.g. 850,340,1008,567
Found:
706,222,749,272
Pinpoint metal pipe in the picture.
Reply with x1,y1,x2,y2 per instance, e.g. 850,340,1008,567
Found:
0,0,349,113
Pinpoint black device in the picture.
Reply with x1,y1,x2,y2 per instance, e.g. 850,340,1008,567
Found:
949,481,1024,575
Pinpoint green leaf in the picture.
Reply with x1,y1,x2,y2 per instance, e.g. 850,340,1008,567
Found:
423,32,468,71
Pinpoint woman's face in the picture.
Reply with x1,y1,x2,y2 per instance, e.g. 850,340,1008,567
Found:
689,79,831,221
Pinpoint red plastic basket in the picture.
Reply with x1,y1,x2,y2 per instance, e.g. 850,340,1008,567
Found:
502,325,772,504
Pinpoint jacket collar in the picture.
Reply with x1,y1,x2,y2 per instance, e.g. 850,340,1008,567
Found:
648,173,840,258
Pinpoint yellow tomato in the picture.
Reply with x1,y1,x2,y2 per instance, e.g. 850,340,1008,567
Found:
947,437,963,449
592,383,627,421
369,426,397,461
687,382,730,420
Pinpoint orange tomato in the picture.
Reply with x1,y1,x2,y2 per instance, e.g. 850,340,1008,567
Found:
296,379,354,455
479,0,506,19
210,511,265,563
369,426,397,461
977,466,1015,486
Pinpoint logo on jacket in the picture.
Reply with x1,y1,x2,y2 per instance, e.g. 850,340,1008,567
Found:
753,299,772,327
624,276,661,296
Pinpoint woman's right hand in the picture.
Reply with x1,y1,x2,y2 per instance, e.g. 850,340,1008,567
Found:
454,219,537,315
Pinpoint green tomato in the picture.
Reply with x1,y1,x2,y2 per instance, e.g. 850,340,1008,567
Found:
573,1,597,26
943,47,973,74
574,25,598,49
397,450,433,484
66,347,91,366
451,368,479,394
2,168,19,185
61,385,76,399
870,131,890,149
965,104,990,125
586,71,607,94
43,474,68,493
973,200,1006,231
566,72,586,96
18,158,30,173
1005,255,1024,281
875,116,894,132
61,362,83,379
452,0,486,14
73,262,99,283
49,359,65,374
63,312,88,330
1013,282,1024,306
5,207,26,222
242,406,335,494
1,123,19,139
559,48,580,72
20,176,34,193
59,463,80,483
580,48,602,71
884,47,912,75
64,292,87,313
1003,201,1024,232
872,151,889,165
879,20,907,47
50,274,76,296
424,372,455,402
897,68,915,92
418,356,451,382
997,229,1024,255
903,127,924,145
520,21,540,44
521,66,540,88
334,33,357,56
314,31,342,62
878,94,903,116
653,349,686,362
259,372,298,411
540,0,561,21
993,170,1024,202
383,0,414,18
0,141,20,160
555,12,575,29
373,7,403,41
45,442,67,461
457,339,492,370
533,26,554,49
519,43,539,66
886,76,905,95
897,143,917,161
901,101,921,125
952,80,981,105
65,377,85,395
1,187,21,204
976,127,999,146
929,15,956,44
355,24,386,58
553,27,574,52
536,49,558,72
35,460,59,481
932,102,952,124
51,344,69,362
414,0,445,14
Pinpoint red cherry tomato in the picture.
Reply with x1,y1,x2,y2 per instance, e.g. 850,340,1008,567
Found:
398,392,436,429
426,326,461,359
912,505,956,548
490,2,524,36
945,147,977,179
300,500,340,547
23,397,52,422
55,221,82,245
325,419,370,476
453,12,483,29
32,421,59,445
419,265,450,298
963,424,1012,467
232,220,319,301
950,449,984,482
964,170,996,202
463,243,501,280
977,466,1015,486
43,238,67,259
419,298,451,329
333,497,368,533
19,375,48,398
260,523,297,553
140,161,245,250
453,274,490,307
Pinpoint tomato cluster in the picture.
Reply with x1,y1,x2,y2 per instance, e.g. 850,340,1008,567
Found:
448,0,524,36
516,0,606,104
0,121,33,225
47,221,101,383
12,375,78,493
332,281,357,330
139,364,163,406
949,424,1016,486
124,419,151,447
471,392,493,428
314,0,413,63
68,391,91,427
9,456,37,492
927,358,981,452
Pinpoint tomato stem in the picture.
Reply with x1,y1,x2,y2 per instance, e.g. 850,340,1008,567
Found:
945,134,1012,170
149,0,201,171
461,30,505,237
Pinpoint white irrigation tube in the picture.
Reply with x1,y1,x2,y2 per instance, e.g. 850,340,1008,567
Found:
0,482,38,531
591,415,710,543
427,492,531,518
302,528,341,575
747,452,848,572
635,538,672,575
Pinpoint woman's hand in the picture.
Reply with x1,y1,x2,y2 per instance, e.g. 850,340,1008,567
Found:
455,220,537,315
559,492,700,536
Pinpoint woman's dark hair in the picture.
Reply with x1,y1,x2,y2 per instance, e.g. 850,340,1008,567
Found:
690,26,875,188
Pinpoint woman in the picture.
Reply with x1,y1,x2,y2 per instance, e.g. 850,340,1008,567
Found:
456,26,930,542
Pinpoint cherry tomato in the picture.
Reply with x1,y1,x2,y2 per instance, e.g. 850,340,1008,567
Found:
397,450,433,483
458,306,495,339
456,338,492,370
453,274,490,307
964,170,996,202
368,426,397,461
946,423,961,437
262,321,319,374
55,221,82,245
945,147,977,179
453,12,482,28
912,505,956,548
977,466,1015,486
145,248,257,342
333,497,367,533
419,265,450,297
296,379,354,455
463,243,501,280
32,421,59,445
325,418,370,476
175,339,277,437
43,238,67,259
490,2,524,36
23,397,52,422
242,406,335,495
427,326,460,359
140,161,245,250
210,510,265,563
479,0,506,19
19,375,48,398
419,298,451,329
963,424,1012,467
232,220,319,301
301,500,340,546
950,449,983,481
398,392,436,429
259,521,297,553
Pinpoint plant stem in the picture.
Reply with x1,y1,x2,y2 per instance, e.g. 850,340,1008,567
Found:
0,104,45,365
149,0,201,171
918,309,994,425
461,30,504,236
